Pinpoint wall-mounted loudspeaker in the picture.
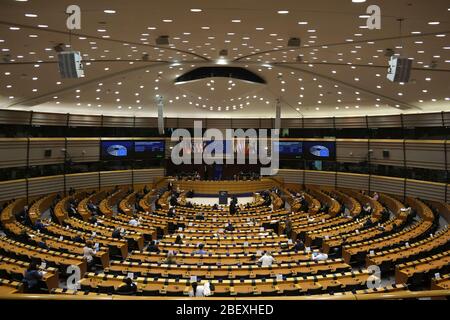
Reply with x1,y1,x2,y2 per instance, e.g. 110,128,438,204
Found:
387,56,412,83
58,51,84,78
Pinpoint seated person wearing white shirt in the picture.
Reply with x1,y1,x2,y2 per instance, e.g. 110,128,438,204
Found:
189,282,212,297
83,242,97,270
129,216,140,227
311,252,328,261
258,251,275,267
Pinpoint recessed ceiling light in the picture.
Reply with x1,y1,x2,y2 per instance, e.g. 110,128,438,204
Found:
428,21,440,25
190,8,202,12
277,10,289,14
104,9,116,14
9,27,20,30
24,13,37,18
163,19,173,23
38,24,48,28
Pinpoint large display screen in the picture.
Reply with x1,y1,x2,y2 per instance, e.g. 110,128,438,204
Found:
203,140,233,156
276,141,303,159
134,141,165,159
100,141,134,160
303,141,336,160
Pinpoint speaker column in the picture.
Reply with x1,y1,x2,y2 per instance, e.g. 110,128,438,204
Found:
157,96,164,135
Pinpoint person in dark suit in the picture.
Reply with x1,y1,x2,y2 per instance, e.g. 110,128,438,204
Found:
284,217,293,238
22,262,43,293
195,212,205,220
17,230,32,244
168,207,176,218
117,277,137,295
292,239,305,252
147,241,160,253
34,219,46,232
224,221,235,232
175,235,183,245
37,241,49,250
112,228,122,239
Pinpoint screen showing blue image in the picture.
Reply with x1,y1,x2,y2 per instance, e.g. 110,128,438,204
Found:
276,141,303,159
303,141,336,160
203,140,233,155
101,141,133,160
135,141,165,159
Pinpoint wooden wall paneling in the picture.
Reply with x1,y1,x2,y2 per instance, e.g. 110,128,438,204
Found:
28,138,65,166
65,172,99,191
405,140,446,170
336,172,369,190
405,179,446,203
0,179,27,202
66,138,100,163
0,138,28,168
27,175,64,197
371,175,405,197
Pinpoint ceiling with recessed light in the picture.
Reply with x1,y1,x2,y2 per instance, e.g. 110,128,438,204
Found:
0,0,449,118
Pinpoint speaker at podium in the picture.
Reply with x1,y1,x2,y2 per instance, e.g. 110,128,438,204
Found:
219,191,228,205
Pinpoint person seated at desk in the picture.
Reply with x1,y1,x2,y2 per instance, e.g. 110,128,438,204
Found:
128,216,140,227
168,207,176,218
175,235,183,245
17,230,32,244
88,215,98,224
37,240,49,250
33,219,47,232
68,204,77,216
361,218,373,229
87,201,99,215
362,203,373,215
284,217,293,238
117,277,137,295
147,240,161,253
112,227,124,239
195,212,205,221
258,251,275,267
224,221,235,232
193,243,207,255
186,190,194,198
311,251,328,261
292,239,305,252
143,185,150,195
72,235,84,243
164,251,177,265
372,192,379,201
342,207,352,219
189,282,204,297
189,282,212,297
83,241,96,271
320,203,330,213
22,261,44,293
169,195,178,207
229,202,237,215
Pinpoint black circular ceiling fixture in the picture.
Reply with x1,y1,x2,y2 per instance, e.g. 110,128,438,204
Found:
175,67,266,85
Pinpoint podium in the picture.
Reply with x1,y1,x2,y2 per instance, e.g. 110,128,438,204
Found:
219,191,228,205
